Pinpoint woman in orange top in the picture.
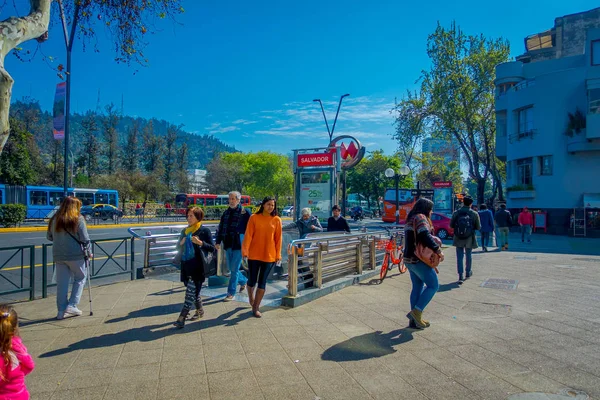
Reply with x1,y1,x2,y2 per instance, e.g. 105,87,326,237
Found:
242,196,282,318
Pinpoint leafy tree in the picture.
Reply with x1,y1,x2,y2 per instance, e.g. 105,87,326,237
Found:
103,104,120,175
0,0,184,157
0,119,35,185
141,120,163,174
415,153,464,193
174,143,190,193
420,22,510,204
206,153,249,194
244,152,293,201
346,150,413,213
80,111,100,180
122,121,140,173
163,124,178,188
392,91,430,170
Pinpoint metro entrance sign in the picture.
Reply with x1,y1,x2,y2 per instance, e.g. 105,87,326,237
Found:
433,181,453,188
297,152,334,167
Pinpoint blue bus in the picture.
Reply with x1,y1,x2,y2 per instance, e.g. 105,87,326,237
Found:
0,185,119,219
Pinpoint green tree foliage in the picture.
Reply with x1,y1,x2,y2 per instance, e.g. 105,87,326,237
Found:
205,152,293,201
346,150,413,213
103,104,120,175
122,121,140,173
415,153,464,193
392,91,430,170
141,120,163,174
163,124,178,189
81,111,100,180
394,22,510,204
0,119,35,185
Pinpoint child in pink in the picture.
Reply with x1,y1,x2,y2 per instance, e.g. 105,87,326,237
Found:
0,306,35,400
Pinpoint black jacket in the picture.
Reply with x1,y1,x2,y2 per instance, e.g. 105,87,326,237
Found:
178,226,215,284
327,217,351,233
494,209,512,228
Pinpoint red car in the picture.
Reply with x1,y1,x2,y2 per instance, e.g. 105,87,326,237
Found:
431,212,454,239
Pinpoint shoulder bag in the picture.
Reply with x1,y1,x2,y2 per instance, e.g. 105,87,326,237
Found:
412,218,442,271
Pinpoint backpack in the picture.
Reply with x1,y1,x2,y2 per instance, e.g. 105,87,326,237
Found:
456,210,474,239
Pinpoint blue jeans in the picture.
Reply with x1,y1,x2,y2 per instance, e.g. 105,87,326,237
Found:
406,261,439,312
55,259,86,312
456,247,472,278
521,225,532,242
226,247,247,296
481,232,491,248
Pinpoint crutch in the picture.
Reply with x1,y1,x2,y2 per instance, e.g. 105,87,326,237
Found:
85,256,93,316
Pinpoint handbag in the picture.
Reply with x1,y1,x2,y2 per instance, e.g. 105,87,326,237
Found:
200,248,218,277
413,218,442,270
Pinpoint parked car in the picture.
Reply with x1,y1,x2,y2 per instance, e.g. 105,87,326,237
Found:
282,206,294,217
80,204,123,221
362,208,375,218
431,212,454,239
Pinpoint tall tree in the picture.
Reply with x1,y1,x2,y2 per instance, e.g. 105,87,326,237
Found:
163,124,178,188
0,119,35,185
205,153,249,194
415,153,464,193
1,1,185,157
122,121,140,173
141,120,163,174
420,22,510,204
392,91,430,170
81,112,100,180
0,0,51,156
103,104,120,175
174,142,190,193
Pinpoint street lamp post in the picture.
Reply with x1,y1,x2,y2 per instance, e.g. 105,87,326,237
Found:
385,166,410,224
313,94,350,143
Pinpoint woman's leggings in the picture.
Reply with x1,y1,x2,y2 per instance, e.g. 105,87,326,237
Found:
247,260,275,290
181,279,203,316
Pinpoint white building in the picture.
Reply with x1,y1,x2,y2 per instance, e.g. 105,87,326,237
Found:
495,7,600,235
187,169,208,194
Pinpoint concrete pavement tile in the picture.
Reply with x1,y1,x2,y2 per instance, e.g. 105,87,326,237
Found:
162,332,202,347
204,351,250,373
457,373,523,400
311,384,373,400
104,381,159,400
348,370,425,397
26,372,65,395
157,374,209,400
69,352,120,371
411,380,482,400
445,344,531,376
109,363,160,386
284,344,325,362
116,348,162,367
201,329,240,344
253,363,307,387
159,359,206,378
50,386,107,400
277,336,321,350
122,338,165,352
263,317,301,328
541,366,600,399
32,352,81,375
270,326,311,341
207,369,260,395
246,348,292,367
30,393,52,400
260,382,317,400
161,346,204,362
203,341,243,357
371,391,429,400
500,370,570,394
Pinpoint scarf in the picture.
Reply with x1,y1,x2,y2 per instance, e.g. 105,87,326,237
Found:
182,222,202,262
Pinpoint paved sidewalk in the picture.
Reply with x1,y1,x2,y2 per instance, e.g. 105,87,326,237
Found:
12,241,600,400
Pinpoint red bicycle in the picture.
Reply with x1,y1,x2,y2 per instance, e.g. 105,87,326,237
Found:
376,228,406,281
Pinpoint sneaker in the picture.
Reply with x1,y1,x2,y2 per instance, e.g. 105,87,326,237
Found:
465,271,473,280
458,277,464,285
224,295,234,302
65,306,83,316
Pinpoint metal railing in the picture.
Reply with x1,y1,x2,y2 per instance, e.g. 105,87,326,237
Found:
0,245,35,300
286,228,403,296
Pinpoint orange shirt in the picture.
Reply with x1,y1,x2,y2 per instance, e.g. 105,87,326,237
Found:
242,213,282,262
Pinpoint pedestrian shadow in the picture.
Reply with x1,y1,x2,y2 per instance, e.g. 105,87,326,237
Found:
39,305,260,357
321,328,414,362
438,282,460,293
104,296,228,324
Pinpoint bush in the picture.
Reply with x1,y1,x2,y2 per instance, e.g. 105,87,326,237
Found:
0,204,27,228
506,184,535,192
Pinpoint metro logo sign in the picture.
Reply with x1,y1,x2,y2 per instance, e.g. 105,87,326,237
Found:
297,152,334,167
340,141,359,160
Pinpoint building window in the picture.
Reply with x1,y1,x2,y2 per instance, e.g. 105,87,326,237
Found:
496,111,507,137
590,88,600,114
518,107,534,136
497,83,515,97
517,158,533,185
539,156,553,176
592,40,600,66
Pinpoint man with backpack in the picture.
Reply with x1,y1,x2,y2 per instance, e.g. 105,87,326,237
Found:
450,196,481,285
494,204,512,251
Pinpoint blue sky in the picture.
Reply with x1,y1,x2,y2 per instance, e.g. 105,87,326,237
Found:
4,0,599,154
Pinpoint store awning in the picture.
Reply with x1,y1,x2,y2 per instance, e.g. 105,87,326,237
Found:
583,193,600,208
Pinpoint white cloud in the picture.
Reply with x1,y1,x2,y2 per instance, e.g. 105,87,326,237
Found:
232,119,259,125
205,122,221,130
209,126,240,134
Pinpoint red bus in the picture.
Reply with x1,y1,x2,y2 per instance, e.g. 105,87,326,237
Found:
381,188,416,223
175,193,251,208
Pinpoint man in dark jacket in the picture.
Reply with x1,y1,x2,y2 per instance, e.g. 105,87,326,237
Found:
216,191,251,301
450,196,481,284
327,205,351,233
494,204,512,251
478,204,495,252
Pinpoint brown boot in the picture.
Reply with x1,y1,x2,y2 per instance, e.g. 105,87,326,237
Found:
252,288,265,318
406,309,427,329
421,312,431,328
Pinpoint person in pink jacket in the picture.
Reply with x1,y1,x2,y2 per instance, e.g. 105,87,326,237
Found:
0,305,35,400
518,207,533,243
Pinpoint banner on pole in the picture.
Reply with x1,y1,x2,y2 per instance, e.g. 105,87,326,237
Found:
52,82,66,140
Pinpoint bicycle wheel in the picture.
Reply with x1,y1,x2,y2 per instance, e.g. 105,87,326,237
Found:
398,260,407,274
380,254,389,281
